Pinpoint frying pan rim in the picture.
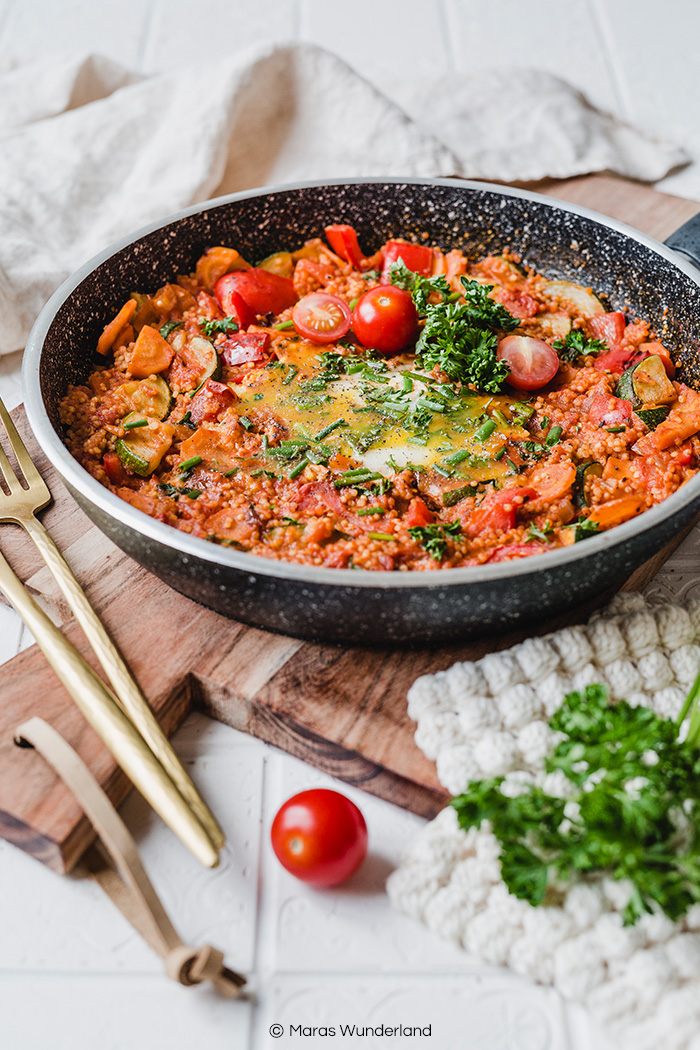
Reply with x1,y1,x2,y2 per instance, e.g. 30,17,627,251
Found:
22,175,700,592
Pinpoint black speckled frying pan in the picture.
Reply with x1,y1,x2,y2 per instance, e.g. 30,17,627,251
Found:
22,178,700,645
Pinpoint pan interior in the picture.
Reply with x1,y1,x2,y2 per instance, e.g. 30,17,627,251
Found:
38,181,700,437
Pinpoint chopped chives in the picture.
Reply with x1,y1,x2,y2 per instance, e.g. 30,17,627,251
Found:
433,465,452,478
475,419,497,442
402,374,414,393
494,447,506,460
606,425,626,433
443,449,472,466
181,488,200,499
315,418,347,440
289,457,309,480
224,467,239,477
282,364,298,385
188,378,207,398
357,506,385,516
179,455,203,473
545,425,563,445
368,532,394,541
275,319,295,330
491,408,507,425
239,416,254,430
123,417,148,429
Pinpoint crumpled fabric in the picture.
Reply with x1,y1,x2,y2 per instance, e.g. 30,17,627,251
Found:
0,42,688,355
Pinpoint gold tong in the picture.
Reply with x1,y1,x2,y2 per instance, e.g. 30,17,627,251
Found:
0,396,223,867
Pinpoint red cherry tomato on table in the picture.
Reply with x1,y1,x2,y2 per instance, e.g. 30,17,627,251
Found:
292,293,353,344
497,335,560,391
270,789,368,887
352,286,419,356
214,268,297,318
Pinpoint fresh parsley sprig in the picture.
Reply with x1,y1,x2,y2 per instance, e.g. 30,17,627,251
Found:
552,328,608,363
414,277,517,392
408,520,462,561
452,678,700,925
199,316,239,338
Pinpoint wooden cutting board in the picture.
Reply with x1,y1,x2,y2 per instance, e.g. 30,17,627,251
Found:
2,174,698,875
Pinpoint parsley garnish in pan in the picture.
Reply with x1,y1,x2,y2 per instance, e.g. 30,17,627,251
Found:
413,277,517,393
452,677,700,925
552,328,608,363
199,316,239,338
408,521,462,561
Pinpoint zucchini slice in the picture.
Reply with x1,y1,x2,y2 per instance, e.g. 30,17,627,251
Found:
636,405,671,430
120,376,172,420
537,311,572,341
170,330,221,390
115,414,176,476
574,461,603,508
616,355,675,408
257,251,294,279
544,279,605,317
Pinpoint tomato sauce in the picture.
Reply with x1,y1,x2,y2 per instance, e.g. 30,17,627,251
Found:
59,234,700,571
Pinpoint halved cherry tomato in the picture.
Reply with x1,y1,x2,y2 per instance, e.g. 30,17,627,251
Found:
324,224,365,268
352,286,419,356
220,331,270,366
497,335,559,390
380,240,432,282
215,268,297,318
292,293,352,344
270,789,368,887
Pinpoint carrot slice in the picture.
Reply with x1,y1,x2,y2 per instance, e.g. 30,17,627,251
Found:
96,299,137,355
587,497,645,528
126,325,174,379
530,462,576,501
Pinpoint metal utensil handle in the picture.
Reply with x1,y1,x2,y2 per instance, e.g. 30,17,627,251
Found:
25,516,224,851
665,211,700,270
0,547,219,869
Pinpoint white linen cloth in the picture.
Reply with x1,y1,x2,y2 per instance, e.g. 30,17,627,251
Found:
0,41,688,357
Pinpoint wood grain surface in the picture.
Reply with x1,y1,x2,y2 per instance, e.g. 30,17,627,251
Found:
1,174,698,873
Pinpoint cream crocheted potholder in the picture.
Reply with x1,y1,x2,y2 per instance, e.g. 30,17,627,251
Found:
388,592,700,1050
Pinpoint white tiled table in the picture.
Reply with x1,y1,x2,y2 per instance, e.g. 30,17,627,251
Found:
1,2,700,1047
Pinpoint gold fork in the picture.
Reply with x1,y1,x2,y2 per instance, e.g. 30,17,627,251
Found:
0,395,224,862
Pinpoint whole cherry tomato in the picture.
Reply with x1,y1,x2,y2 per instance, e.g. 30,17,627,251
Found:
270,789,368,886
497,334,560,390
292,293,353,344
352,286,419,356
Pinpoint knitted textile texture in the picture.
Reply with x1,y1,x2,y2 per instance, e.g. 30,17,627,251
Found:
387,592,700,1050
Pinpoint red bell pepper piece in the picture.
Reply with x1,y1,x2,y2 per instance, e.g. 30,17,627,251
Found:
586,393,633,428
589,312,627,348
215,269,296,320
103,451,128,485
405,497,435,528
380,241,433,282
464,486,535,539
189,379,237,424
324,224,366,268
220,332,271,366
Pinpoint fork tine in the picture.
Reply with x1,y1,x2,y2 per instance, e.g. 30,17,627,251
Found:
0,394,48,493
0,433,21,494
